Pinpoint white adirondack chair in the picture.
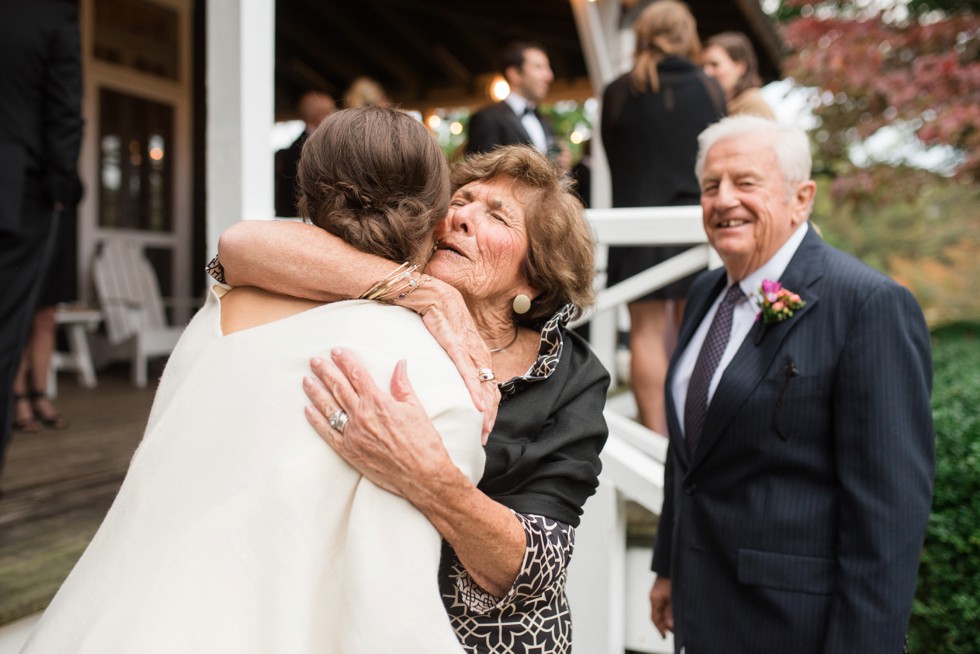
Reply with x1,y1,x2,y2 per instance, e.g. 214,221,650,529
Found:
91,238,192,387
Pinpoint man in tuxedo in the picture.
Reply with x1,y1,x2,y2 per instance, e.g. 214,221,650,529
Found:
274,91,335,217
0,0,83,483
465,41,562,165
648,116,934,653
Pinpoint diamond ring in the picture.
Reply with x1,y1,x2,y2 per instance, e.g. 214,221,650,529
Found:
478,368,496,382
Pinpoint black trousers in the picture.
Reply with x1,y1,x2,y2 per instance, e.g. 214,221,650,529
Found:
0,201,58,478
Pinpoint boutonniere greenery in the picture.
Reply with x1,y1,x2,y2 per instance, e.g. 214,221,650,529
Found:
756,279,805,324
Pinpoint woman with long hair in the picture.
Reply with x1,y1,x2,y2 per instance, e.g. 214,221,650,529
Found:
601,0,726,434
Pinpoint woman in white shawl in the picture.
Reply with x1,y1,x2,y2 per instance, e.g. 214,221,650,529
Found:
21,107,485,654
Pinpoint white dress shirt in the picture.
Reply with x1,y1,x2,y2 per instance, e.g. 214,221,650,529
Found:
504,93,548,154
671,222,810,438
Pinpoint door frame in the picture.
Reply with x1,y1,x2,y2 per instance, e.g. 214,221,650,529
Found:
77,0,193,307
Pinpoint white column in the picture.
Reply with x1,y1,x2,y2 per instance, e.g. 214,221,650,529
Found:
569,0,622,213
206,0,275,261
567,479,627,653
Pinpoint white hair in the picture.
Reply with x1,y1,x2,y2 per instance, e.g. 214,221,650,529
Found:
695,115,812,189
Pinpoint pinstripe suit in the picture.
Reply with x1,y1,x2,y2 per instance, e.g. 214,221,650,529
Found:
652,227,935,653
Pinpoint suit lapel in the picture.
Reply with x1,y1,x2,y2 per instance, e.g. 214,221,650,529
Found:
496,102,533,144
688,229,827,470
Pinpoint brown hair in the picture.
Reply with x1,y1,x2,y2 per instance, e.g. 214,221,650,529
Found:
630,0,702,93
705,31,763,99
498,40,547,76
297,107,449,265
451,146,596,327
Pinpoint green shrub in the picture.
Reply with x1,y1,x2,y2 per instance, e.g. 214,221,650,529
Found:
908,322,980,653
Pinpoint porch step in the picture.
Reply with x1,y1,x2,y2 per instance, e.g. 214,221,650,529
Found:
625,546,674,654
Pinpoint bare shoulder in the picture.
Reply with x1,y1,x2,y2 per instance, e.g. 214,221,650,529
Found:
219,286,323,335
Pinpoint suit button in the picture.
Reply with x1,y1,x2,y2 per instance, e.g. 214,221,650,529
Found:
685,483,698,495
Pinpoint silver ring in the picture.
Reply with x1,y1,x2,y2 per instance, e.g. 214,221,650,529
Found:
478,368,496,382
328,409,349,434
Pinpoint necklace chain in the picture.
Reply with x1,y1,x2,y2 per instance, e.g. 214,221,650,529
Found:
489,329,519,353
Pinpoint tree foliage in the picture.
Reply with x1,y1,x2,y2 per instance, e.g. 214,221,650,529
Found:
781,1,980,189
773,2,979,324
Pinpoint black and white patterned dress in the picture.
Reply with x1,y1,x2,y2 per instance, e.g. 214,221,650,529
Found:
440,305,610,653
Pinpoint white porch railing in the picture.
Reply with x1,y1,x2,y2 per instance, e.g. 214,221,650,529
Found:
567,205,717,653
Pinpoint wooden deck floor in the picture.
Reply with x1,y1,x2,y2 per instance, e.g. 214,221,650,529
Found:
0,367,158,625
0,365,660,629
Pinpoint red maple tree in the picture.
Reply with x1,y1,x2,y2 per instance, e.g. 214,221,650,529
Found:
779,2,979,201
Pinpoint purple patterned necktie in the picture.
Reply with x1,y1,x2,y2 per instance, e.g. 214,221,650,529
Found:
684,284,744,456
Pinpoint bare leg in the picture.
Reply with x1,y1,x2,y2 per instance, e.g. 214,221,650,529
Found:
11,329,41,433
666,299,686,355
628,300,671,436
27,307,66,428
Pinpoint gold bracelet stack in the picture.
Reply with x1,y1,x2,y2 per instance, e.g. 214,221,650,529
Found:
359,262,431,303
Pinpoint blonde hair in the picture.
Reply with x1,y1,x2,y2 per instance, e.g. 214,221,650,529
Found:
343,77,389,109
630,0,702,93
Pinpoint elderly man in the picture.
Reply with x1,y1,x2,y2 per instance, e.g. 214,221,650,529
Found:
649,116,934,653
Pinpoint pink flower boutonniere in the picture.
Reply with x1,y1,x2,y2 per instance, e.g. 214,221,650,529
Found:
756,279,805,324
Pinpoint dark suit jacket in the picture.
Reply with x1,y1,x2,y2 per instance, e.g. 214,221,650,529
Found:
0,0,82,475
464,101,555,156
0,0,82,232
274,131,307,218
653,227,934,654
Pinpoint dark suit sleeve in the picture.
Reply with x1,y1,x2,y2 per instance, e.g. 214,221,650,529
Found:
41,5,83,209
465,108,504,155
823,282,934,653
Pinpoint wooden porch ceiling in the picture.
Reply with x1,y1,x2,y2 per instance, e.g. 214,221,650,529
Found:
274,0,784,118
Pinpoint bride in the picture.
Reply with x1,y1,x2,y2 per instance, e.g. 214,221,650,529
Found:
20,107,486,654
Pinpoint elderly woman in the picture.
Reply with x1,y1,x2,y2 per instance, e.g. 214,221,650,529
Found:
601,0,726,435
216,145,610,652
22,107,486,654
703,31,775,119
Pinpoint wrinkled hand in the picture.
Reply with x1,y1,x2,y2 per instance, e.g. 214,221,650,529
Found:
405,279,499,444
649,576,674,638
302,349,455,498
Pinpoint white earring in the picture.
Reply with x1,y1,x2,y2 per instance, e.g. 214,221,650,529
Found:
513,294,531,315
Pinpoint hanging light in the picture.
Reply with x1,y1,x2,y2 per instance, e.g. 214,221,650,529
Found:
490,76,510,101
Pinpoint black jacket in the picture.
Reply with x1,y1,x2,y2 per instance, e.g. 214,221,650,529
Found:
0,0,82,228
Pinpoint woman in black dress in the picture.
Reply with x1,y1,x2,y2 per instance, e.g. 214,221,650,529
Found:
601,0,725,434
11,178,81,432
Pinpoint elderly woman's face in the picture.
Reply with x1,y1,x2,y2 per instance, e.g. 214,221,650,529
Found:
428,176,534,310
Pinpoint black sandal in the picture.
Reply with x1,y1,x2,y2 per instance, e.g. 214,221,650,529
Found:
13,394,43,433
29,390,68,430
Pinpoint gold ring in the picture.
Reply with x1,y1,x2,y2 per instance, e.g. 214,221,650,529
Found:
478,368,495,382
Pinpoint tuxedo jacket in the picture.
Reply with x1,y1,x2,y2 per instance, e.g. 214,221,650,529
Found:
464,101,555,156
652,228,934,654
